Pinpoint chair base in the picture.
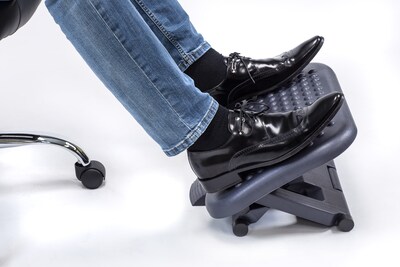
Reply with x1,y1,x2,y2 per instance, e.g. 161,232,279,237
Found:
0,133,106,189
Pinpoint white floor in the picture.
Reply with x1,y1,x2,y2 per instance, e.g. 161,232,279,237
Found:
0,1,399,266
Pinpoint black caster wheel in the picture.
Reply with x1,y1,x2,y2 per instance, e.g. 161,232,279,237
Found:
337,214,354,232
232,218,249,237
75,160,106,189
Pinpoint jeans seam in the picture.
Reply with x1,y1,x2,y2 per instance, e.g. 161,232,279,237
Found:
177,41,210,71
163,98,218,156
132,0,192,65
87,0,191,129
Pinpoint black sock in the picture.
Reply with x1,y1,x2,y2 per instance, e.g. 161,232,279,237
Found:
188,105,230,152
184,48,226,92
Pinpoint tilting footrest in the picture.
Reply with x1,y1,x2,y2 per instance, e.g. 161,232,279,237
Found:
189,63,357,236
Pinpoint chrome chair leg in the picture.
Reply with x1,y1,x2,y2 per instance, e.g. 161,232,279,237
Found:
1,1,104,189
0,133,90,166
0,133,105,189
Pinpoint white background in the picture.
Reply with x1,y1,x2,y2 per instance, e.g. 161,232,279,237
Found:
0,0,399,266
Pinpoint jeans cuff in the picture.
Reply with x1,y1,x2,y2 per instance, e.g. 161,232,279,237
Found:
177,41,211,72
163,97,219,156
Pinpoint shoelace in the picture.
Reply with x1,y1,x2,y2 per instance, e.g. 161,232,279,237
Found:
234,99,269,135
228,52,256,84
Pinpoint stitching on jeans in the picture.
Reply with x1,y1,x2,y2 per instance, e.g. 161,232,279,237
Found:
134,0,190,61
163,99,218,154
132,0,192,65
177,41,210,71
87,0,191,129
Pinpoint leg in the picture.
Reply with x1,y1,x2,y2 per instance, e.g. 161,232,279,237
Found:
130,1,325,107
45,0,218,156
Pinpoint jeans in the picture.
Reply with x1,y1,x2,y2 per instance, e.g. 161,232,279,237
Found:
45,0,219,156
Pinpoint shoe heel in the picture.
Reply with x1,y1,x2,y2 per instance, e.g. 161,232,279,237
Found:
198,170,243,193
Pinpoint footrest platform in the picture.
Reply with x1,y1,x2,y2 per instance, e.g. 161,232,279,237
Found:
189,63,357,236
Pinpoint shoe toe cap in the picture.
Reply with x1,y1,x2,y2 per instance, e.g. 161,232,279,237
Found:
307,92,344,129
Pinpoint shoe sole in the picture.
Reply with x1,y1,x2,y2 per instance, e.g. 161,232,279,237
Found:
226,37,324,108
199,93,344,193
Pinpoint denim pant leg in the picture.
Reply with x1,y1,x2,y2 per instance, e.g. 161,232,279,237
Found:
45,0,218,156
130,0,211,71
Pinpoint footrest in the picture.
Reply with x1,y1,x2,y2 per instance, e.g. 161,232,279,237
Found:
189,63,357,235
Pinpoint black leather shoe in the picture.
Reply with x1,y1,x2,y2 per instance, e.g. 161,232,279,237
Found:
188,92,344,193
207,36,324,108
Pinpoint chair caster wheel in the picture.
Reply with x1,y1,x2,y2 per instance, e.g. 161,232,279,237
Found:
233,219,249,237
75,160,106,189
337,214,354,232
